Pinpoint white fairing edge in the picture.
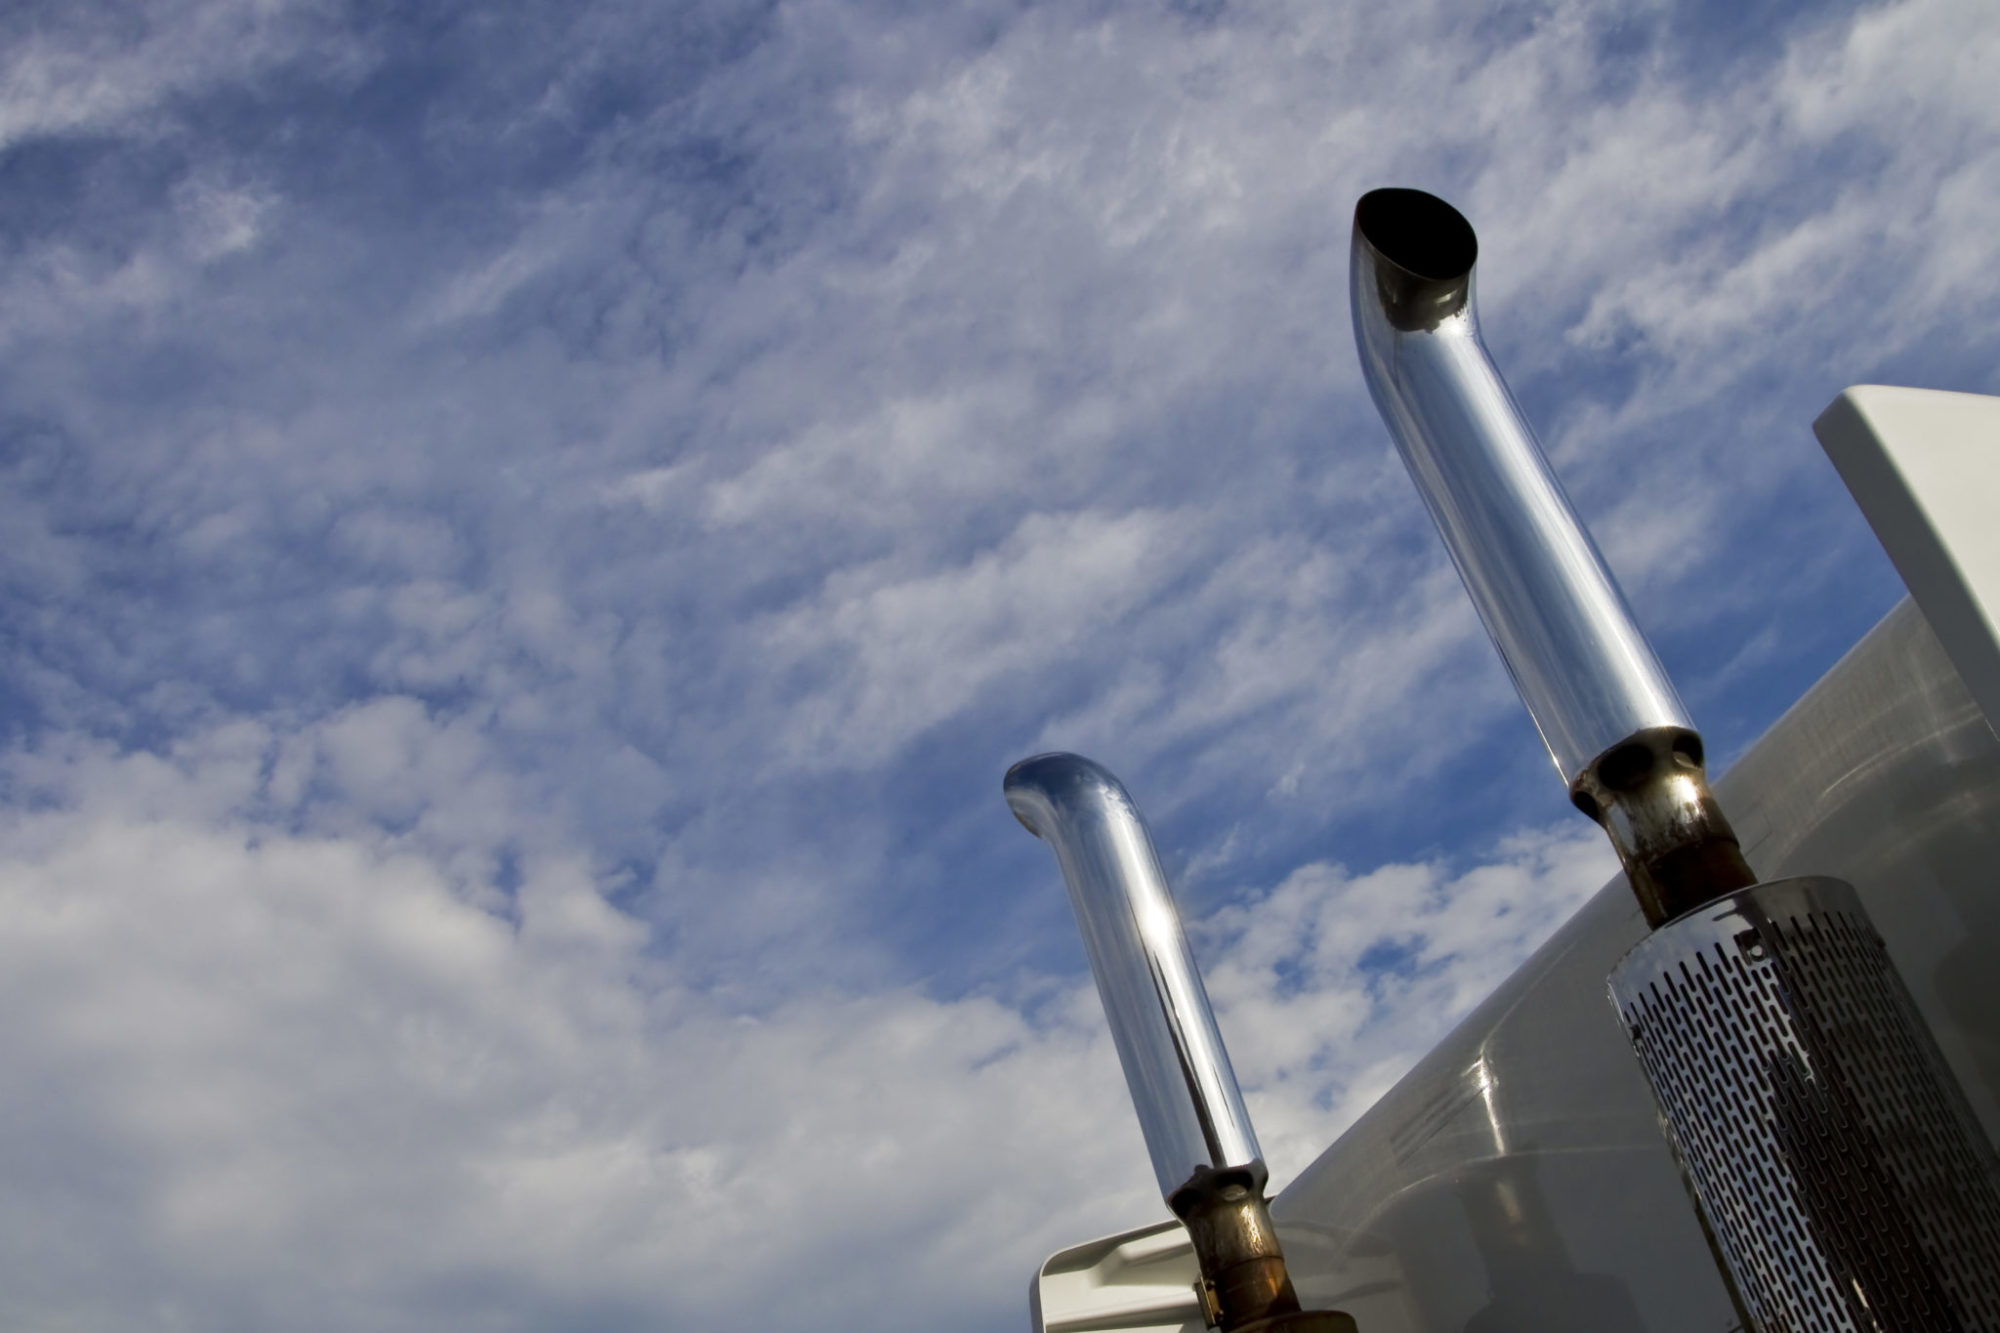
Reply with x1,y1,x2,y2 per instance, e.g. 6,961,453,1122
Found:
1815,385,2000,739
1031,1218,1200,1333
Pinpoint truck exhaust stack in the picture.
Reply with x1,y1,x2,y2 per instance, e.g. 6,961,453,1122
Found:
1005,753,1357,1333
1351,186,2000,1331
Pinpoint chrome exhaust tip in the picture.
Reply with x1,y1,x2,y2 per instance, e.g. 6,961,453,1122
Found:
1006,753,1356,1333
1350,186,1752,926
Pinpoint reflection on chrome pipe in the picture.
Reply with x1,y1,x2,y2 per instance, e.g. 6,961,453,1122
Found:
1004,753,1261,1199
1350,188,1753,927
1350,187,1688,787
1006,753,1357,1333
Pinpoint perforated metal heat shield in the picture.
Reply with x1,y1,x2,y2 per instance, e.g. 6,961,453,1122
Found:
1610,877,2000,1331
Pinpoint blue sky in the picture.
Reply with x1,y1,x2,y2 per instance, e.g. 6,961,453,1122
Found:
1,0,1996,1327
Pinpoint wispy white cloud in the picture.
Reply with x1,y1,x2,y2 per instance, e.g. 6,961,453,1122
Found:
0,732,1610,1330
0,0,363,150
763,506,1189,768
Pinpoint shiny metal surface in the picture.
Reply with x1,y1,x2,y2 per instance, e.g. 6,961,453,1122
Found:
1180,1183,1354,1333
1350,189,1691,786
1611,877,2000,1331
1262,598,2000,1332
1005,753,1263,1202
1567,725,1756,927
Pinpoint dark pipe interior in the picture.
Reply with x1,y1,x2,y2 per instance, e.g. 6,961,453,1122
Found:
1355,188,1478,281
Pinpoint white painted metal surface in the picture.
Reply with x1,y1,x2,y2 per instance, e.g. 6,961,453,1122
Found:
1032,1219,1200,1333
1816,385,2000,737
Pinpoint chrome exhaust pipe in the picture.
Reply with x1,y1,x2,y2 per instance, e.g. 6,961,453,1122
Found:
1005,753,1356,1333
1351,187,2000,1331
1350,186,1752,927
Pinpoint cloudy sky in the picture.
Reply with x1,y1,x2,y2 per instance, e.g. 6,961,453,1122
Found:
1,0,1996,1328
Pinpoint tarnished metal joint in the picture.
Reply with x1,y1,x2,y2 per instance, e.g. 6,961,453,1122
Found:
1568,726,1756,927
1174,1168,1295,1327
1173,1168,1359,1333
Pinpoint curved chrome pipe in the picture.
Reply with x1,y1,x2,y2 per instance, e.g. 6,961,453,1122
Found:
1007,753,1356,1332
1004,752,1261,1202
1350,188,1752,925
1349,188,1689,788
